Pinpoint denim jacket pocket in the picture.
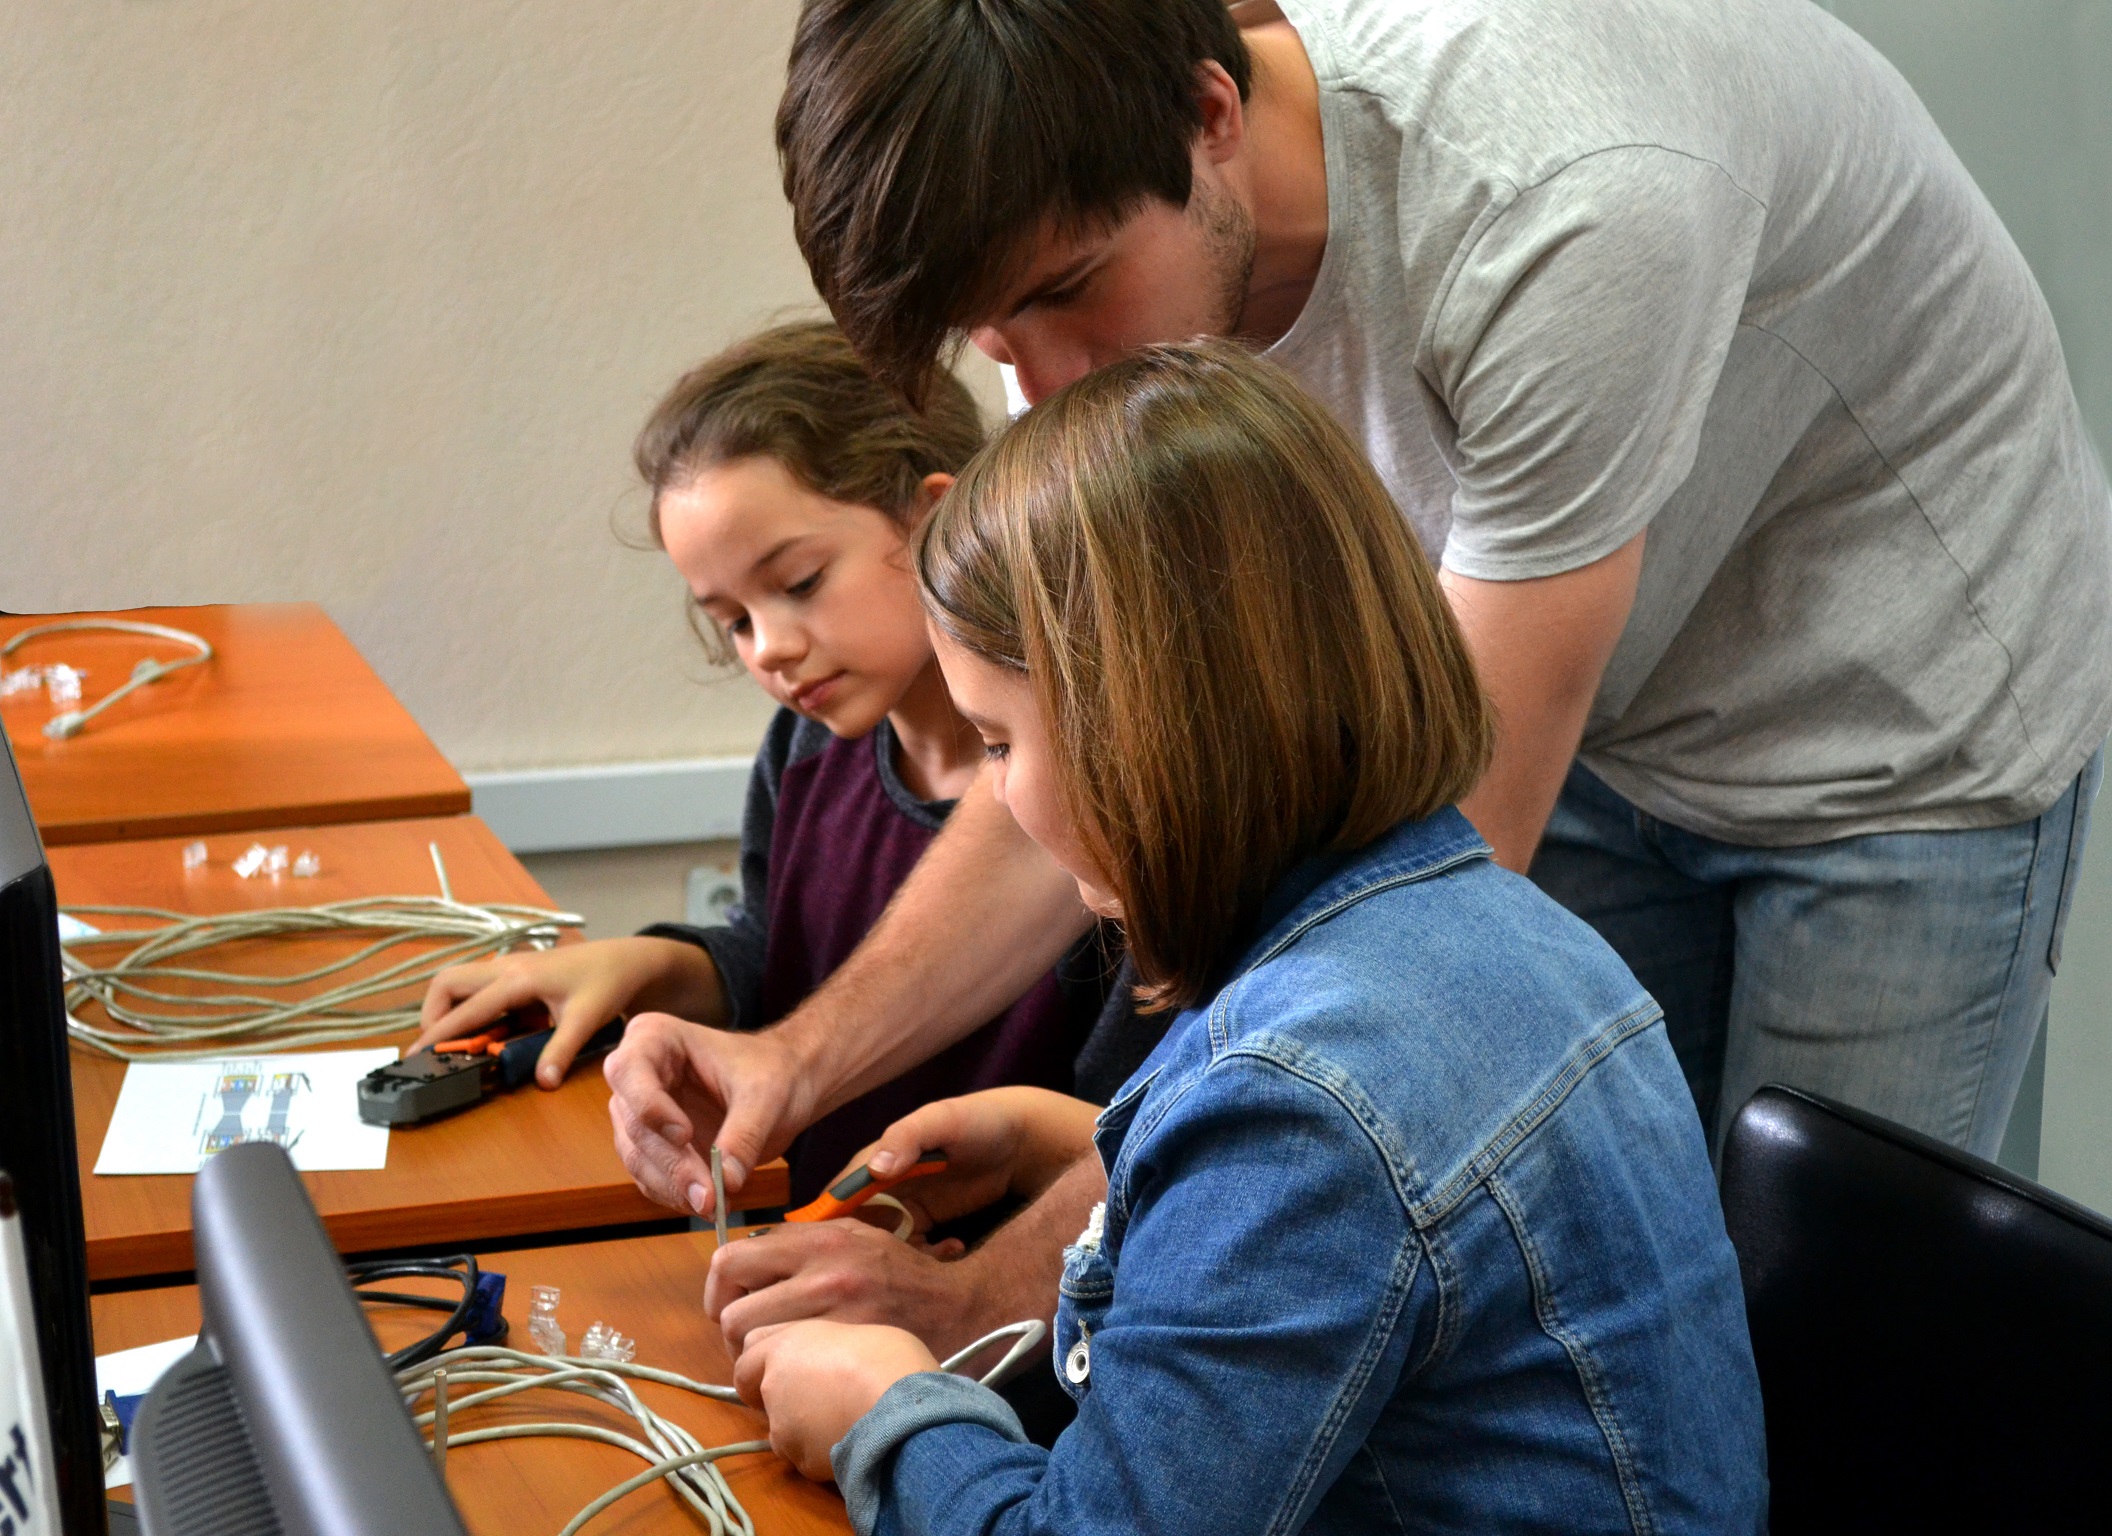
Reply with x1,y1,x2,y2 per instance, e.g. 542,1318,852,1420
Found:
1055,1201,1115,1403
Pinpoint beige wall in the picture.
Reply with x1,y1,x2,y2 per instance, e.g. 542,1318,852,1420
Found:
0,0,999,772
521,840,738,943
1822,1,2112,1206
11,2,2109,1202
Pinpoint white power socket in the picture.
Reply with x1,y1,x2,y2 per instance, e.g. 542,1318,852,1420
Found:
684,866,741,928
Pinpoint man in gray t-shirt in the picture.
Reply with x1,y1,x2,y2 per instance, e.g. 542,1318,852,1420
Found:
603,0,2109,1355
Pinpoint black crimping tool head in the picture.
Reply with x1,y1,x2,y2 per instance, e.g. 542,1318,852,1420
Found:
357,1007,624,1127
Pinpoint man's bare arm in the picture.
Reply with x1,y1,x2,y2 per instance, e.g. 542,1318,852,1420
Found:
604,767,1092,1209
778,768,1093,1117
1443,531,1645,871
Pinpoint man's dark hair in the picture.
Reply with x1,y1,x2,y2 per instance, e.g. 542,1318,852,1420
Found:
777,0,1252,402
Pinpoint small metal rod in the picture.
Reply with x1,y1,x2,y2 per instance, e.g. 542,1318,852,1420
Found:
428,842,455,905
432,1366,449,1477
711,1144,729,1250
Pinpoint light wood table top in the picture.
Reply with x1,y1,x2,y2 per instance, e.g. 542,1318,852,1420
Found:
2,603,470,845
57,816,786,1281
94,1228,851,1535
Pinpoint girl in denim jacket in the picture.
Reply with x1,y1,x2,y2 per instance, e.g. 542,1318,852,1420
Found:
734,343,1768,1534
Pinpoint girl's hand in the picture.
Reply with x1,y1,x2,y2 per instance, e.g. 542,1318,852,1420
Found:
733,1319,938,1481
415,937,723,1088
834,1087,1102,1231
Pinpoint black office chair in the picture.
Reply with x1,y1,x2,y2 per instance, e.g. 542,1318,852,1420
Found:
1719,1084,2112,1534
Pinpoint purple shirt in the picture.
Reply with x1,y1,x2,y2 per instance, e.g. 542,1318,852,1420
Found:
650,710,1096,1207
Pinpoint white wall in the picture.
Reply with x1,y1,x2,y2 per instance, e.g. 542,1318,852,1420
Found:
6,2,2106,1199
1820,1,2112,1208
0,0,996,772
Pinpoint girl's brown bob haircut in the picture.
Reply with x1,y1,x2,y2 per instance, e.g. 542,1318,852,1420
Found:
636,320,984,663
917,341,1491,1012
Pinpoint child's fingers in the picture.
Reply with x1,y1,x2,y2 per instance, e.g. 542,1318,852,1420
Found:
533,994,621,1088
866,1095,1010,1178
413,967,535,1050
863,1100,969,1177
417,961,499,1031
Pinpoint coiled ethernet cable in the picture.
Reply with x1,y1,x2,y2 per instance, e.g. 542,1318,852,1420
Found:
59,844,580,1061
400,1321,1048,1536
1,617,214,739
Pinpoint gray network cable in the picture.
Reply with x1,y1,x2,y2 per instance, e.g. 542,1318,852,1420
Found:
59,845,581,1060
0,618,214,739
400,1320,1049,1536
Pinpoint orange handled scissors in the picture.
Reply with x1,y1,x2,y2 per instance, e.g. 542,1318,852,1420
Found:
783,1153,950,1224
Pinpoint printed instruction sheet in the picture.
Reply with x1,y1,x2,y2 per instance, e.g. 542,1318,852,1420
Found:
94,1049,396,1175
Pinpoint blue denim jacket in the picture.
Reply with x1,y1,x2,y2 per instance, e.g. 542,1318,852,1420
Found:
835,809,1767,1534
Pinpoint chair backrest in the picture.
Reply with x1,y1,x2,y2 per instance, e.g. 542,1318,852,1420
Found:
1719,1085,2112,1534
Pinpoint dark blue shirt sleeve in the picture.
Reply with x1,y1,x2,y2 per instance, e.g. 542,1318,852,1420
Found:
639,708,826,1030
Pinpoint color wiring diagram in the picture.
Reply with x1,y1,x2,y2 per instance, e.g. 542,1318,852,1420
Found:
194,1064,311,1158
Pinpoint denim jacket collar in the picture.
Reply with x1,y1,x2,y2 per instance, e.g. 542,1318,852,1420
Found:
1236,806,1490,980
1094,806,1490,1163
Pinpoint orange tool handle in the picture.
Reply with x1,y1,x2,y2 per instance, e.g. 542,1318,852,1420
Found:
430,1004,551,1057
783,1154,950,1223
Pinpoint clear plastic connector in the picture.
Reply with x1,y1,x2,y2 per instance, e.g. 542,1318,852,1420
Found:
265,845,290,877
232,844,271,879
45,664,85,707
0,666,41,700
182,841,208,872
527,1284,567,1357
579,1321,635,1364
292,850,322,877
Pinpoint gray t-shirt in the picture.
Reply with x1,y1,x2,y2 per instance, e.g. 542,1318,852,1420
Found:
1269,0,2112,845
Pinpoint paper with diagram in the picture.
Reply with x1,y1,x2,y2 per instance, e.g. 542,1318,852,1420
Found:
94,1050,396,1175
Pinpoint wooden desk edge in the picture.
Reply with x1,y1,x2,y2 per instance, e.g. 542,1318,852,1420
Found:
42,787,473,847
86,1161,793,1281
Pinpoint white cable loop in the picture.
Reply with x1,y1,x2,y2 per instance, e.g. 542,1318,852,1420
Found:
0,618,214,739
398,1317,1049,1533
398,1347,760,1536
59,846,580,1060
55,819,1054,1527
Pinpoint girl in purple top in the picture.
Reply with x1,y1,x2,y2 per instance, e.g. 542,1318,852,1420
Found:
417,322,1102,1205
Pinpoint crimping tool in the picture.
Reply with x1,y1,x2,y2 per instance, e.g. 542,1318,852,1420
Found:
783,1153,950,1224
356,1007,625,1127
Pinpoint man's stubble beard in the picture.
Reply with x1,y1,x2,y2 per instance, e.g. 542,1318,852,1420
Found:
1192,176,1259,341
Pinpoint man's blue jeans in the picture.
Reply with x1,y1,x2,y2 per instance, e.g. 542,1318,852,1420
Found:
1530,752,2102,1159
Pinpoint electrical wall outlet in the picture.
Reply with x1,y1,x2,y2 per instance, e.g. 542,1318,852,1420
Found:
685,866,740,928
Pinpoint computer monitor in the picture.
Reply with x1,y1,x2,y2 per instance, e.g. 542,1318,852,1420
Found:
0,728,106,1534
131,1142,464,1535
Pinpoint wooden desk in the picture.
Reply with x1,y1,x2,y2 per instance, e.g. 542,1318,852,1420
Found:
2,603,469,845
94,1229,851,1534
58,816,787,1280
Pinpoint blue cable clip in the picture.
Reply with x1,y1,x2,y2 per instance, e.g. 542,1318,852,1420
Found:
466,1269,508,1345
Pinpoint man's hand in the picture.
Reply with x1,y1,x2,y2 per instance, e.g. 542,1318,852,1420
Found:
708,1154,1108,1360
1443,530,1645,870
604,1013,815,1216
733,1320,939,1482
597,769,1091,1221
417,937,725,1089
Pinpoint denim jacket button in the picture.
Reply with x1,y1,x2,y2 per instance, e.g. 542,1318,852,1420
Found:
1064,1334,1091,1385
